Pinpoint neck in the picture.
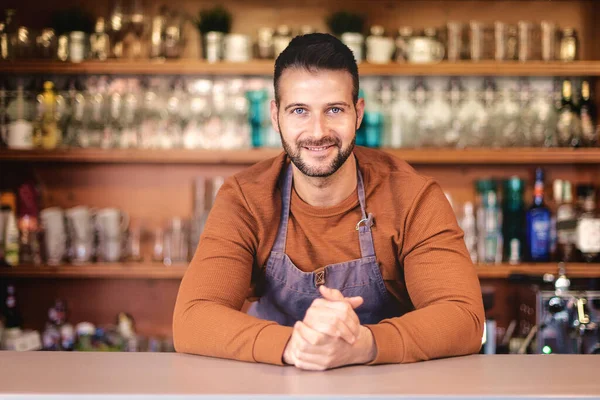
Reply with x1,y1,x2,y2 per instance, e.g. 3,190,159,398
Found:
292,153,357,207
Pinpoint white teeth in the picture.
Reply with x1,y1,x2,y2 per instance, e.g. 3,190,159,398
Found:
306,146,328,151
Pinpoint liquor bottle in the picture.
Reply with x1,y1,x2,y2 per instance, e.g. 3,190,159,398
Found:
550,179,561,260
556,79,582,148
526,168,551,262
38,81,61,150
556,180,577,262
575,184,600,263
1,192,20,267
503,177,525,265
3,285,22,329
580,80,598,147
476,180,502,264
89,18,110,61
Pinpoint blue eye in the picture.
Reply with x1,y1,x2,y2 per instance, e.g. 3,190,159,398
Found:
293,108,305,115
330,107,342,114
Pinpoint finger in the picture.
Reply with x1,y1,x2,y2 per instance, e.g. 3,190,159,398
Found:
346,296,364,309
295,321,332,347
294,358,327,371
319,286,364,310
312,301,361,336
302,313,356,344
319,285,345,301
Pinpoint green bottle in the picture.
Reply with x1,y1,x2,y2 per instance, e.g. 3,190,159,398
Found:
502,177,525,264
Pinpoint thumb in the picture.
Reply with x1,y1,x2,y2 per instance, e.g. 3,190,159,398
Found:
319,285,345,301
346,296,364,309
319,286,364,309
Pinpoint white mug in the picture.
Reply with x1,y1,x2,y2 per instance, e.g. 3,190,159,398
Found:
65,206,95,264
4,120,34,149
341,32,364,63
40,207,67,265
224,34,251,63
406,37,445,63
366,36,395,64
96,208,129,262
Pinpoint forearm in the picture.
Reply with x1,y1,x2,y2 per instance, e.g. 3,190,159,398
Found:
173,299,292,365
366,301,484,364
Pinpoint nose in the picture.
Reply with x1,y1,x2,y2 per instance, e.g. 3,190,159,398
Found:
312,113,327,140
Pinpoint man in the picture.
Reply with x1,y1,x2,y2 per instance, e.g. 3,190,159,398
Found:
173,33,484,370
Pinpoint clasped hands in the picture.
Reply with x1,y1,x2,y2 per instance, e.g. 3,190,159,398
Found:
283,285,377,370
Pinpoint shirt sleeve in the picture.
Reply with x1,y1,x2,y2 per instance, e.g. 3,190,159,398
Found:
172,176,292,365
366,179,485,364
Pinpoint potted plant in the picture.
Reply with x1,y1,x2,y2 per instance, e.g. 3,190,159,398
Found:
326,11,366,62
195,5,232,62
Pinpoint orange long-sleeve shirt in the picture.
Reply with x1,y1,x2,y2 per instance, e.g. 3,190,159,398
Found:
173,146,484,365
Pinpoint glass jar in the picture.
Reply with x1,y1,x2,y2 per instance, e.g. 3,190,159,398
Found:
69,31,86,63
394,26,413,62
559,28,578,62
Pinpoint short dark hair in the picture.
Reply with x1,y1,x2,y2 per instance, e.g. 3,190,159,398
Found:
273,33,359,107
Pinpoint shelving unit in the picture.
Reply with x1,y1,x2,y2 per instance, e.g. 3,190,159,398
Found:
2,0,600,338
1,60,600,77
0,264,188,279
3,147,600,165
1,263,599,280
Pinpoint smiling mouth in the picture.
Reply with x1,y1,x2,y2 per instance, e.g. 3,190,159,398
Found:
303,145,335,152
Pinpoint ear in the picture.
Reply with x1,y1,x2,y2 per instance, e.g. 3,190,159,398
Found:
270,100,280,133
355,97,365,130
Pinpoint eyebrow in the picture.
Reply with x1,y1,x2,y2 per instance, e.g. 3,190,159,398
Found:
283,102,351,111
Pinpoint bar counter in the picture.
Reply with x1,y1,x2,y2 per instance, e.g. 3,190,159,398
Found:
0,352,598,399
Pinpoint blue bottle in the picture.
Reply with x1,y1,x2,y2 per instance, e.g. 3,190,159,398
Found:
526,168,551,262
245,89,268,148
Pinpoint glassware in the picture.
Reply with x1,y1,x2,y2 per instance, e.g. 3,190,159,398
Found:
256,27,274,59
528,84,558,147
518,21,533,62
163,217,188,266
69,31,87,63
556,79,582,147
394,26,413,63
273,25,292,58
446,21,463,62
245,86,268,148
15,26,33,59
389,79,418,148
490,87,522,147
540,21,557,62
418,81,451,148
90,18,111,60
469,21,485,61
36,28,57,59
559,28,578,62
457,85,487,147
445,78,463,148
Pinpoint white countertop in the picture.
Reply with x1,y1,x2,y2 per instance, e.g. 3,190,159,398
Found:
0,352,599,399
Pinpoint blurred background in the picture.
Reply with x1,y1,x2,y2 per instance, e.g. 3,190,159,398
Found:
0,0,599,356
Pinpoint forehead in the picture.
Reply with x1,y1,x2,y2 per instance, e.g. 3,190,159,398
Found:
277,68,354,104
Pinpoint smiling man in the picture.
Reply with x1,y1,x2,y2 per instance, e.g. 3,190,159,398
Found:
173,33,484,370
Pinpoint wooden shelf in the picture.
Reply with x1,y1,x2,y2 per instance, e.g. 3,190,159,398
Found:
2,148,600,165
1,263,598,279
475,263,600,279
0,263,188,279
1,60,600,76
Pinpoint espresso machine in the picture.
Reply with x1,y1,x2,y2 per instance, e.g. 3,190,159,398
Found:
536,265,600,354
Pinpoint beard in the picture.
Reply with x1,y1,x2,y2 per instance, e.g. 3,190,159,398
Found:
278,121,355,178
